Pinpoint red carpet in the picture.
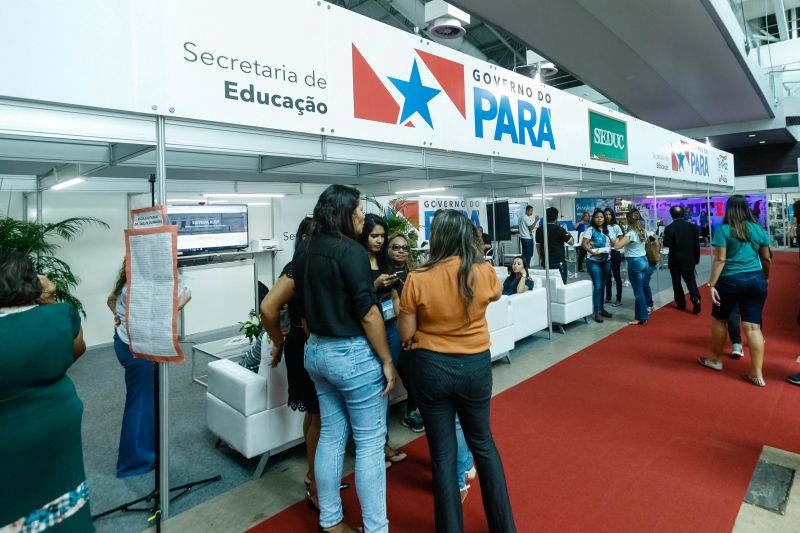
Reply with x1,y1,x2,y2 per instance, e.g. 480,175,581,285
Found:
250,252,800,532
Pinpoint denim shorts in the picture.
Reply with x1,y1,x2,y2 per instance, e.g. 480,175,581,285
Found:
712,270,767,325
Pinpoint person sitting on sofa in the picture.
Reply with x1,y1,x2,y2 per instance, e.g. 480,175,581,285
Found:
502,257,534,296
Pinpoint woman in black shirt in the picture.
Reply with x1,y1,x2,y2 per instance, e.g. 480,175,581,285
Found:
502,257,534,295
261,216,328,509
359,215,406,465
293,185,397,533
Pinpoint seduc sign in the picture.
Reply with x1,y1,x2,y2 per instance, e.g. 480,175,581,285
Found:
589,110,628,165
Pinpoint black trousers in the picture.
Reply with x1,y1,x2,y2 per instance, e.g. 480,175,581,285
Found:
669,267,701,308
410,349,516,533
605,249,622,301
397,349,416,413
577,247,587,270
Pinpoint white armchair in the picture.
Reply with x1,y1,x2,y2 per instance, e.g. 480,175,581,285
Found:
206,336,305,479
486,296,515,363
528,269,593,333
507,285,548,343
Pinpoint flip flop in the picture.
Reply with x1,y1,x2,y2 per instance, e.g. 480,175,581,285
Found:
698,357,722,371
742,374,766,387
385,449,407,463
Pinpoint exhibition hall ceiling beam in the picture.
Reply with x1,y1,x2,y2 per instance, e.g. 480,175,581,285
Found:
451,0,775,130
109,143,155,166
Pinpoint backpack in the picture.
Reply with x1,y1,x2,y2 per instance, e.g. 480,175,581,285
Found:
645,237,661,266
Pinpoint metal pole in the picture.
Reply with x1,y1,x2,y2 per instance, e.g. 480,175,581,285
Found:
706,187,712,266
21,193,28,222
491,187,497,264
36,177,43,223
541,166,553,338
652,178,660,292
155,115,170,521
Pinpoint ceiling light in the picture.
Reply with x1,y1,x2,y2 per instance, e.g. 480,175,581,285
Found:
758,140,766,144
246,202,271,206
420,194,458,199
50,177,85,191
748,134,756,138
168,198,204,203
531,191,578,197
395,187,447,195
203,193,285,198
207,200,229,203
646,194,683,198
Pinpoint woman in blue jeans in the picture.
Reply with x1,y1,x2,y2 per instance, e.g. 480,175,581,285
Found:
294,184,398,533
698,195,771,386
106,262,191,477
613,209,654,325
581,209,613,323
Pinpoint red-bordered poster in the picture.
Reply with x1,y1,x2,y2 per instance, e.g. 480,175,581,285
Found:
124,225,184,363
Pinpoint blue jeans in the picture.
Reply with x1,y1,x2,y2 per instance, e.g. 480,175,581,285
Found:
626,256,654,321
114,333,155,478
520,237,533,269
305,334,389,532
455,416,473,491
586,259,611,313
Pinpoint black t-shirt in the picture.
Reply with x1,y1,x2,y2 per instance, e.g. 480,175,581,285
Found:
293,233,378,337
534,223,572,265
279,262,304,328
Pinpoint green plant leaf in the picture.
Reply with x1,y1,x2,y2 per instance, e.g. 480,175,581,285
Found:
0,216,108,316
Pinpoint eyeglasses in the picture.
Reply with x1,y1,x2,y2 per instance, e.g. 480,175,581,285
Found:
390,245,410,251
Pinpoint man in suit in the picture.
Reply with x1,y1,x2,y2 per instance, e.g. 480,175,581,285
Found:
663,205,701,314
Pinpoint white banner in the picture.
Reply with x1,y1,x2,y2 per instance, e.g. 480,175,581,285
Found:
0,0,733,186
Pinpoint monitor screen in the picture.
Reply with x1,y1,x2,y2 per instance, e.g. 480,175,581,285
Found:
486,201,511,241
167,204,249,252
508,203,524,233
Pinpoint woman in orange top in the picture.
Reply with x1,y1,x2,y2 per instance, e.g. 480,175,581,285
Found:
399,210,516,533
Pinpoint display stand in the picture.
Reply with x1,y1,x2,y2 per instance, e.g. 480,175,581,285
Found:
92,169,222,527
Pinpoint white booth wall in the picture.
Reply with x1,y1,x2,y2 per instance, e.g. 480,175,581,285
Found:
30,190,275,348
0,191,23,220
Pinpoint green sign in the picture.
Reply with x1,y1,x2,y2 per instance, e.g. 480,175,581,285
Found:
589,110,628,165
766,173,799,189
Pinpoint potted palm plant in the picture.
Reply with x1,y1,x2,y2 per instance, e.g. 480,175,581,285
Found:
0,216,108,315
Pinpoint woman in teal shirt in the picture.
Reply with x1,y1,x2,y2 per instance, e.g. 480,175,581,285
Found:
0,251,92,532
698,195,771,386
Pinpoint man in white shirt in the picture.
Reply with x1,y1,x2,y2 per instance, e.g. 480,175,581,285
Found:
518,205,538,268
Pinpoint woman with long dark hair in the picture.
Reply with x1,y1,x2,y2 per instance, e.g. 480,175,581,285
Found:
398,210,516,533
603,208,623,306
613,208,654,325
581,209,613,323
107,260,191,477
698,195,771,386
358,213,406,466
261,216,332,510
1,252,91,532
293,184,397,533
385,232,425,433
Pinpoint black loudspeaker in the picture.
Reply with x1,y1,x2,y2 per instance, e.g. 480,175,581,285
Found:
486,201,511,241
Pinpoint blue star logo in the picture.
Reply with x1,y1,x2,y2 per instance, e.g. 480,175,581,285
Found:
677,151,687,170
388,59,441,128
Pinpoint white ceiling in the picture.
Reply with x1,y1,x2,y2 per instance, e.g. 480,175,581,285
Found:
452,0,775,131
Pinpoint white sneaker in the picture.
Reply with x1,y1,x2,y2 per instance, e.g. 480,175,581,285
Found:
731,343,744,359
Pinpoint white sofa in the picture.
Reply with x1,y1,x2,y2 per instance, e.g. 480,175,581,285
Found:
528,269,593,333
206,336,305,479
486,274,549,363
486,296,515,363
